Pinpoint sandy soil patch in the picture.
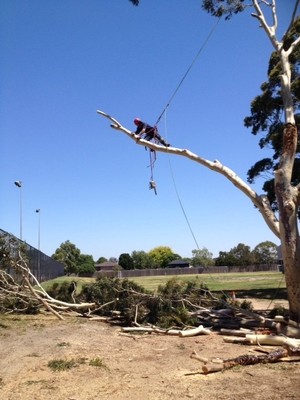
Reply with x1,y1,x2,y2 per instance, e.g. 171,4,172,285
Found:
0,305,299,400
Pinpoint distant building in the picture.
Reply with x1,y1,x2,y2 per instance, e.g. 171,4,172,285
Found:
167,260,190,268
95,261,121,272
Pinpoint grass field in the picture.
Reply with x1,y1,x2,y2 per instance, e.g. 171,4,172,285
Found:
130,271,286,292
42,271,287,299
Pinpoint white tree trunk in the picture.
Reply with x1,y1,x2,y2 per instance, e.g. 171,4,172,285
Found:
97,0,300,321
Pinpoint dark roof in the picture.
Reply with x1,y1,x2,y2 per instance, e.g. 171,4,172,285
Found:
96,261,118,267
168,260,190,266
95,261,121,270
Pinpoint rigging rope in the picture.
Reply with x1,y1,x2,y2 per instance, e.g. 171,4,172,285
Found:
155,17,221,126
164,109,283,311
155,18,283,311
149,18,220,196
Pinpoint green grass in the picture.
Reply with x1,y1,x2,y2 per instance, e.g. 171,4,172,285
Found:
41,271,286,298
130,272,286,292
89,357,109,370
40,276,94,293
48,358,78,372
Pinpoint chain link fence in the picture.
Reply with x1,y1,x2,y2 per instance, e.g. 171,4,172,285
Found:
0,228,64,282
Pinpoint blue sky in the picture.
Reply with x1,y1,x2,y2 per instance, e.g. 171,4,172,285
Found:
1,1,297,261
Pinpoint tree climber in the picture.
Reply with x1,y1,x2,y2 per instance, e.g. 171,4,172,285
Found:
133,118,170,147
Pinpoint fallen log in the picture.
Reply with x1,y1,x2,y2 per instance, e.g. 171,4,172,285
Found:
245,334,300,349
220,328,253,337
179,325,211,337
121,324,211,336
202,348,289,374
274,316,300,339
121,326,181,335
223,337,249,345
190,350,209,363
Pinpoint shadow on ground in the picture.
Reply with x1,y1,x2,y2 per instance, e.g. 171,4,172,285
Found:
215,288,288,300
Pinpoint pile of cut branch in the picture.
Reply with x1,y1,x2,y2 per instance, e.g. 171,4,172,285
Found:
1,235,300,373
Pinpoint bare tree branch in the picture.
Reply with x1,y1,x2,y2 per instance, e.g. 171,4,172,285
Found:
97,110,280,237
252,0,280,50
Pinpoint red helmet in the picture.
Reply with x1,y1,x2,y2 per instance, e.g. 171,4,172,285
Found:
134,118,141,126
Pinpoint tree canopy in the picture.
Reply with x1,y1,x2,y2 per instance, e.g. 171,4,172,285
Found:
121,0,300,320
191,247,214,267
245,17,300,217
148,246,177,269
118,253,134,270
252,241,278,265
131,250,155,269
52,240,81,275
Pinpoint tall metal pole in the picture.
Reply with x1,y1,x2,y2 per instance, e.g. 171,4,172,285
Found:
14,181,23,240
36,209,41,251
36,209,41,280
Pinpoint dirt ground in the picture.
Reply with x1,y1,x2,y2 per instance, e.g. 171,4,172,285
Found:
0,298,299,400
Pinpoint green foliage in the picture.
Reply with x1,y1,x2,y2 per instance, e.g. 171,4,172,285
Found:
215,243,255,266
191,247,214,267
244,17,300,216
47,281,77,302
268,305,289,319
80,277,148,324
52,240,81,275
96,256,107,264
48,357,108,372
252,241,278,265
77,262,95,277
215,241,278,267
0,294,39,314
239,299,254,312
130,0,247,19
154,278,211,328
131,250,155,269
118,253,134,270
0,233,29,276
202,0,246,20
77,254,95,277
0,235,12,271
148,246,177,268
77,276,215,328
48,358,84,372
89,358,109,370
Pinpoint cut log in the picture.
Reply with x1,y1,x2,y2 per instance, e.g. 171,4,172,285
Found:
190,350,209,363
201,348,289,374
223,337,249,344
245,334,300,348
220,328,253,337
179,325,211,337
121,326,181,335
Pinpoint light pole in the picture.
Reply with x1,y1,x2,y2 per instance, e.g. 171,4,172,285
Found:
14,180,23,240
36,209,41,251
36,209,41,280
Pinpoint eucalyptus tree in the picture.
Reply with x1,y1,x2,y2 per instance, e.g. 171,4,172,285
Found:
52,240,81,275
103,0,299,320
253,241,278,265
191,247,214,267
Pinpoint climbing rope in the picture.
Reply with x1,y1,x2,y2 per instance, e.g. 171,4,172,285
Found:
147,18,220,195
163,110,285,310
155,17,220,126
